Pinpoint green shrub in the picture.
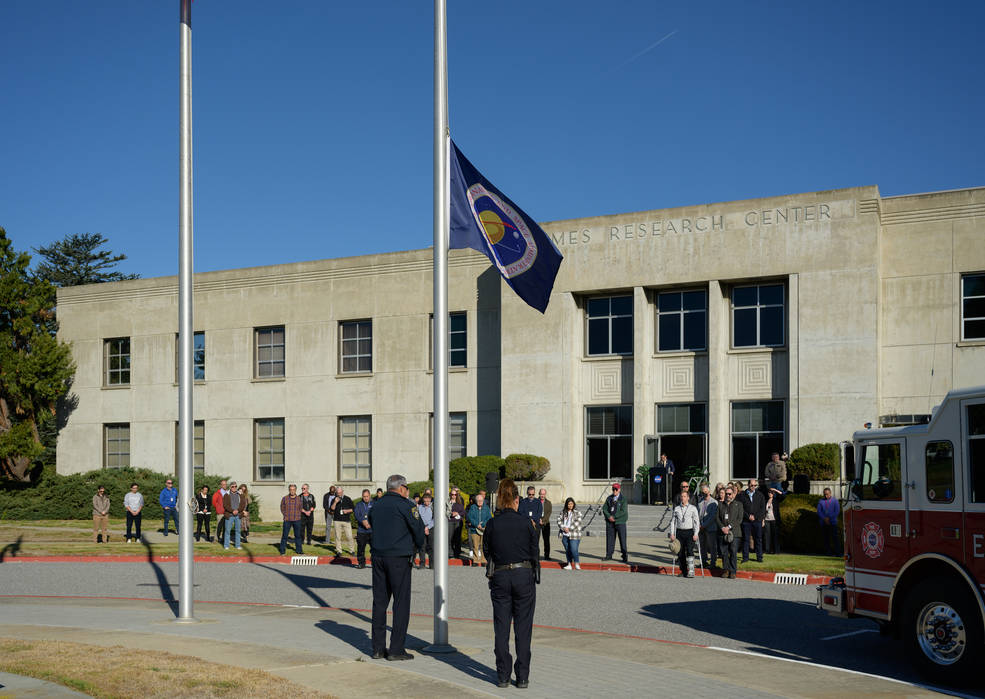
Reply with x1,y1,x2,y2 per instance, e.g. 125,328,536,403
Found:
431,455,503,496
777,493,843,554
503,454,550,481
0,466,260,522
787,443,839,480
405,481,434,498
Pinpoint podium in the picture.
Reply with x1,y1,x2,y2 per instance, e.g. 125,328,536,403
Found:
648,466,668,505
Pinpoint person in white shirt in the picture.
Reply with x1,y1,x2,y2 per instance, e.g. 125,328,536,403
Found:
123,483,144,543
669,490,701,577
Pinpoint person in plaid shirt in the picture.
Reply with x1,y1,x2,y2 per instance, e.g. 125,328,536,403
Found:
279,484,304,555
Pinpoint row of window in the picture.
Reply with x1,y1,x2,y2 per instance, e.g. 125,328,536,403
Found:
585,401,783,480
102,413,469,482
100,273,985,387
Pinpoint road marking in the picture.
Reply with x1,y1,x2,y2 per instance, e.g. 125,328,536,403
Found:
706,646,980,699
820,629,877,641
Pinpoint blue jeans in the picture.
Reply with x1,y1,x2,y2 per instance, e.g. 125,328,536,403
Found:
224,515,241,549
280,520,303,555
562,536,580,564
163,508,178,535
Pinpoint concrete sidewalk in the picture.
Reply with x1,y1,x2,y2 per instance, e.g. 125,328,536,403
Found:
0,596,944,698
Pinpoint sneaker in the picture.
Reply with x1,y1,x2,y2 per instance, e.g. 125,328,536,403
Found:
574,563,581,570
687,570,695,578
236,546,242,550
562,564,572,570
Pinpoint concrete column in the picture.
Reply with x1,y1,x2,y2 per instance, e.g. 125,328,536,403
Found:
707,280,728,485
787,273,800,451
633,286,651,499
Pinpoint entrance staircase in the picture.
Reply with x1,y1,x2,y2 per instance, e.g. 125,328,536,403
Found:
576,503,671,538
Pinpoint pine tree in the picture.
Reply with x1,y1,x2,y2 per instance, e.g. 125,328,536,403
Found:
0,228,76,481
34,232,139,287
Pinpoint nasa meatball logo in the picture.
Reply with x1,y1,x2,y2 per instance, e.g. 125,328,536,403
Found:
466,183,538,279
861,521,885,559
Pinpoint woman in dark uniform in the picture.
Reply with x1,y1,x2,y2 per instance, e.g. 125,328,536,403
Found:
482,478,539,689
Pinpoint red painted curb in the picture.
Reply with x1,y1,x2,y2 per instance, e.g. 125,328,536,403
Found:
1,553,830,584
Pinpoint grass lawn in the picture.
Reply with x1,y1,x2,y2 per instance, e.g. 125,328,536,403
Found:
0,638,332,698
734,553,844,577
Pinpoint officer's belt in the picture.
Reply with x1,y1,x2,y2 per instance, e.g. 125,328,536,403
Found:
493,561,532,571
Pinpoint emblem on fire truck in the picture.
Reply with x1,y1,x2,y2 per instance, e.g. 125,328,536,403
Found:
861,521,885,559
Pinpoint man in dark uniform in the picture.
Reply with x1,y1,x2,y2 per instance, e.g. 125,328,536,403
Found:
368,474,425,661
483,478,539,689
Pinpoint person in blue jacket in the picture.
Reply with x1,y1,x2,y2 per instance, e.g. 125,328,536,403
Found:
466,493,492,567
159,479,179,536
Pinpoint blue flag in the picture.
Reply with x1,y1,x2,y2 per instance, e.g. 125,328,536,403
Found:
449,141,563,313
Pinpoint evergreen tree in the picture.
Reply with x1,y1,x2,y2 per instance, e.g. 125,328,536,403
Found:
34,232,139,287
0,228,76,481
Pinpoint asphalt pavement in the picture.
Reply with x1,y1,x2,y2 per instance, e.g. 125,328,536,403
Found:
0,559,980,698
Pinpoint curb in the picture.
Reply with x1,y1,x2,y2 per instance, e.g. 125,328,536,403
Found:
1,554,831,585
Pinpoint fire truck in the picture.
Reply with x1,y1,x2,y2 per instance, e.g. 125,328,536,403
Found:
817,385,985,684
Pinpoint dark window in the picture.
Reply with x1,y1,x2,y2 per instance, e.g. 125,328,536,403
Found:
732,284,785,348
962,273,985,341
657,403,706,434
429,412,468,464
857,442,902,501
255,326,285,378
657,290,707,352
925,441,954,503
255,418,285,481
969,403,985,503
104,338,131,386
340,320,372,373
731,401,784,479
175,331,205,381
174,421,205,474
587,295,633,356
585,405,633,479
430,313,467,369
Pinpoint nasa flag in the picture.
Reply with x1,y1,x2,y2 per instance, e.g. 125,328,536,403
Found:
449,141,563,313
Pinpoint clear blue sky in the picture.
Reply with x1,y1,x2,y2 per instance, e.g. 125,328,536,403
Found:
2,1,982,280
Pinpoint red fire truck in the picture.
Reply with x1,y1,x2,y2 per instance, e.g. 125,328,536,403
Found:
817,385,985,683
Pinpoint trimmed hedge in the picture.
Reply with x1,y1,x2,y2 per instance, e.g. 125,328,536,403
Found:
777,493,843,554
787,442,839,480
503,454,550,481
0,466,261,522
431,455,504,496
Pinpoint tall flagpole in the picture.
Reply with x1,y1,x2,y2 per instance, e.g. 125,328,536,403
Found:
425,0,454,653
176,0,196,622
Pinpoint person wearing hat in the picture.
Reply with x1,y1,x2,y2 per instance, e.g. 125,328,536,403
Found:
669,490,701,577
602,483,629,563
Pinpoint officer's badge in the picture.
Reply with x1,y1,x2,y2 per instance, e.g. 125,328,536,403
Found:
411,506,420,520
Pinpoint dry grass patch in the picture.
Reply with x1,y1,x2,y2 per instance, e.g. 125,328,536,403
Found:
0,638,333,698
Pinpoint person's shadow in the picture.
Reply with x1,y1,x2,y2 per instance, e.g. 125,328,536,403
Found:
253,563,370,608
140,539,178,616
0,535,23,562
315,608,498,685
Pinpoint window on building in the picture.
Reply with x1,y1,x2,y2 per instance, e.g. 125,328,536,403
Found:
104,423,130,468
969,403,985,503
962,273,985,341
586,295,633,356
104,338,131,386
340,320,372,373
657,404,707,476
429,312,467,369
732,284,784,348
255,418,285,481
925,440,954,503
856,442,902,501
657,290,707,352
255,326,285,378
429,412,468,464
731,401,784,479
175,332,205,381
174,421,205,474
585,405,633,479
340,416,372,481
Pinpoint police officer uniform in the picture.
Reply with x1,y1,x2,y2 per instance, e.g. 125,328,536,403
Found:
368,488,425,659
482,507,539,687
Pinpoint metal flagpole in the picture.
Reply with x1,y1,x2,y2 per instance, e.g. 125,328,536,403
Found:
176,0,196,622
424,0,454,653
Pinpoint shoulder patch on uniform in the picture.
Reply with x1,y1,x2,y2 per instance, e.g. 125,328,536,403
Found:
411,506,420,520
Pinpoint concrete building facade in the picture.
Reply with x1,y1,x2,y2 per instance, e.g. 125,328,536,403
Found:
55,185,985,519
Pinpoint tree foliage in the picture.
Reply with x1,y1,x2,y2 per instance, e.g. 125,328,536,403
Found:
787,442,840,480
0,229,76,481
34,232,139,287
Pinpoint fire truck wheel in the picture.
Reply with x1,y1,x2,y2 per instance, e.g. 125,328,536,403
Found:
902,577,983,685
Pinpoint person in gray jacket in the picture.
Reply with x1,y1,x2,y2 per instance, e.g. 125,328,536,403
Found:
696,484,718,569
669,491,701,577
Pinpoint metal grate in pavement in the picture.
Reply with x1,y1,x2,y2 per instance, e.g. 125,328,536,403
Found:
290,555,319,566
773,573,808,585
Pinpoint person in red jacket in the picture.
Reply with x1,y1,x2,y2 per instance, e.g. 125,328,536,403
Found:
212,479,227,546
